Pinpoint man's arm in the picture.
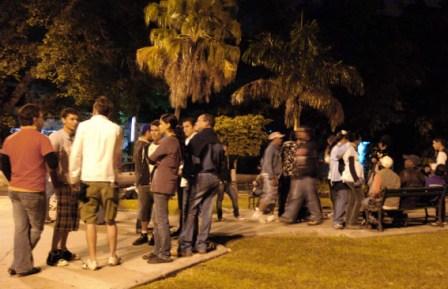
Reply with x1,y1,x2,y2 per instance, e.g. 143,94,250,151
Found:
0,153,11,181
45,152,62,188
369,174,382,198
69,126,83,184
113,128,123,178
348,156,359,183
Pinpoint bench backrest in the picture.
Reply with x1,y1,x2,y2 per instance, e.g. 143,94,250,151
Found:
382,186,447,210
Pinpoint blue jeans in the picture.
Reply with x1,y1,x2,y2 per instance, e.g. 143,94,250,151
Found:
331,182,349,225
152,193,171,258
216,181,240,219
282,177,322,222
9,191,46,273
179,173,220,252
258,173,279,214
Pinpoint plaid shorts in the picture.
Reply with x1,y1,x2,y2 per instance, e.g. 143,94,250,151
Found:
55,185,80,231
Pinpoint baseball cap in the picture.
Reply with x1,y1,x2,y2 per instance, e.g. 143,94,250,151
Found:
268,131,285,140
379,156,394,169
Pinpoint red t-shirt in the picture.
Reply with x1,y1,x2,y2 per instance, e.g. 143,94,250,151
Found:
2,128,54,192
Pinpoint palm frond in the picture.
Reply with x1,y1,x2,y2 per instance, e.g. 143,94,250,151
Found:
299,88,344,130
231,78,285,107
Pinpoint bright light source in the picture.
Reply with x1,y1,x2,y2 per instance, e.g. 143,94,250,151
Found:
130,116,136,142
358,141,370,166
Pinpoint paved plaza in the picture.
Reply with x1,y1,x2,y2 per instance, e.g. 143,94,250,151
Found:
1,193,447,289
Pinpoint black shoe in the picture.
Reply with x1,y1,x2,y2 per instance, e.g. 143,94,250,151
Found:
147,255,173,264
8,268,16,276
177,250,193,257
142,252,157,260
148,234,155,246
60,249,78,261
133,234,148,246
47,250,61,266
197,242,217,254
18,267,41,277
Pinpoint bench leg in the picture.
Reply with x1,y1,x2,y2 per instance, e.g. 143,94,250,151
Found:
378,209,384,232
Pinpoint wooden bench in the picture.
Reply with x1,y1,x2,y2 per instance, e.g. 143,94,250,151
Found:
373,186,447,231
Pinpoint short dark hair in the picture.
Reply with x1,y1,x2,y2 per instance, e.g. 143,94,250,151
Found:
182,117,195,126
60,107,79,119
150,120,160,127
93,96,113,116
433,137,446,147
200,113,214,127
18,103,41,126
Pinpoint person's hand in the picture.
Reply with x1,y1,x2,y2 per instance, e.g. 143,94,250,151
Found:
354,179,363,188
71,183,80,192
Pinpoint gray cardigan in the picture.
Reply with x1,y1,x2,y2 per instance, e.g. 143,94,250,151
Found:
148,136,182,195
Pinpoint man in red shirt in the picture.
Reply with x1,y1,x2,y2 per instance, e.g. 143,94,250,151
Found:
0,104,61,277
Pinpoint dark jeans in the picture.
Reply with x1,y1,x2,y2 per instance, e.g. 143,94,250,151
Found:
152,193,171,258
179,173,220,252
9,191,46,273
282,177,322,223
216,181,240,220
345,183,364,226
331,181,349,225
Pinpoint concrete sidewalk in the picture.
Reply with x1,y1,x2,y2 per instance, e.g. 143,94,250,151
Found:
0,196,228,289
1,195,447,289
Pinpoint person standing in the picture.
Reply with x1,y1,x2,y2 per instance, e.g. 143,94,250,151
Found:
69,96,123,270
1,103,61,276
46,108,81,266
252,132,284,223
341,132,365,229
178,117,197,231
329,131,350,229
132,121,160,246
179,113,224,256
280,128,322,225
432,138,447,166
144,114,182,263
216,144,241,221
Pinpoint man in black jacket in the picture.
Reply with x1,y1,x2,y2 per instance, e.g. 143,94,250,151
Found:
179,113,224,256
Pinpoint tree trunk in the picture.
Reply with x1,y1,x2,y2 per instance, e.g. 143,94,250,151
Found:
5,72,33,111
174,106,181,120
293,103,302,130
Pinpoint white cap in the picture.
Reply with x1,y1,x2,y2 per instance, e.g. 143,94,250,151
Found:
379,156,393,169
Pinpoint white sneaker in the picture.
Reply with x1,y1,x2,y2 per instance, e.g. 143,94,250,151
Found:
108,256,121,266
82,259,98,271
251,208,262,221
266,215,276,223
56,259,69,267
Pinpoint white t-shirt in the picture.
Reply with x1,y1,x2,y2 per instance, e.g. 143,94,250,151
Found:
147,142,159,176
436,151,447,165
341,144,364,183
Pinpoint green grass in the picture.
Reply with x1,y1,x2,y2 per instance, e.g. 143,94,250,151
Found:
119,192,251,214
140,232,448,289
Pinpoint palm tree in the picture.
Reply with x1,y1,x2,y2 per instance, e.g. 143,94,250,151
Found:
232,17,364,130
136,0,241,118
